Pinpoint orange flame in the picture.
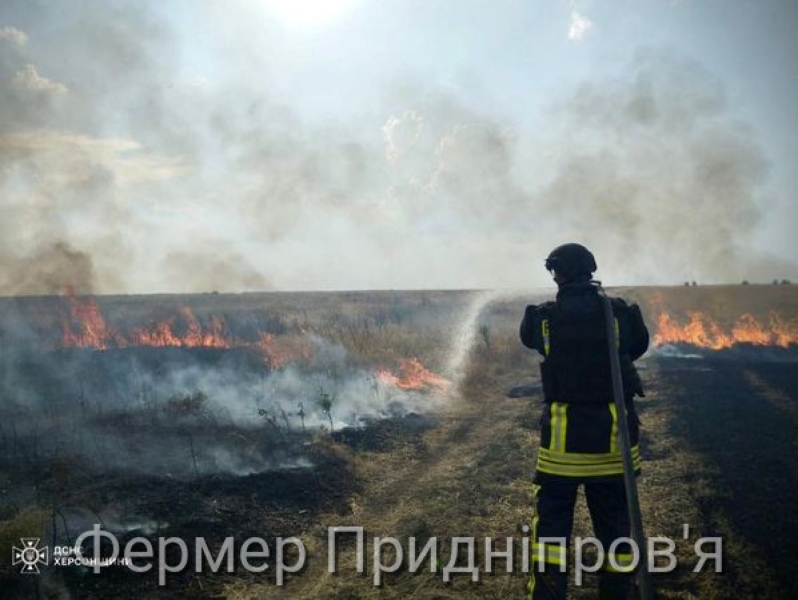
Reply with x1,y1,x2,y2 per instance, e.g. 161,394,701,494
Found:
377,358,449,391
128,307,230,349
255,333,314,369
62,295,123,349
653,311,798,349
63,298,232,350
61,294,313,368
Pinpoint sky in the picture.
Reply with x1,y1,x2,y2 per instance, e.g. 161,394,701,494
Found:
0,0,796,294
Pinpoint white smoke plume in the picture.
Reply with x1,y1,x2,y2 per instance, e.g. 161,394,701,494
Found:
0,333,445,478
0,2,794,295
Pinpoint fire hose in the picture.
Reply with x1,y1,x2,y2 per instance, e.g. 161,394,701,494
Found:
598,284,654,600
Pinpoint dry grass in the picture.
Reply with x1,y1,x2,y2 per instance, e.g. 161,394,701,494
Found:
1,286,796,599
215,288,798,599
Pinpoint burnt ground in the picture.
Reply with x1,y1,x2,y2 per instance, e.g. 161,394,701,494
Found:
2,351,798,600
2,439,359,600
654,355,798,599
2,287,798,599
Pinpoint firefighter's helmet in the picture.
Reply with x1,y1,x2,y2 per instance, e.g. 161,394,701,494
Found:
544,243,597,279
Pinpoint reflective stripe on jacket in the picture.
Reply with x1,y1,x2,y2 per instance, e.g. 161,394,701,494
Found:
536,401,641,478
520,283,649,481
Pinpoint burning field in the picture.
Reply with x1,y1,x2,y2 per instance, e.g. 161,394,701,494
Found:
0,290,464,478
1,285,797,599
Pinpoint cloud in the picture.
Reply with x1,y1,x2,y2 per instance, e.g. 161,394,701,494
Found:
0,25,27,46
12,64,68,94
568,10,593,41
0,130,188,187
383,110,424,164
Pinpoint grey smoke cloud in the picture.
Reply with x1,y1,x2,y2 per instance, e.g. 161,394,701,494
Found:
0,2,793,294
3,242,95,296
163,249,275,293
536,50,774,283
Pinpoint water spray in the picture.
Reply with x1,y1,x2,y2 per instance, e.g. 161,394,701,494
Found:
445,290,506,390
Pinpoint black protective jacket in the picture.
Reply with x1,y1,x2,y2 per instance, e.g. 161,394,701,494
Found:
520,282,649,481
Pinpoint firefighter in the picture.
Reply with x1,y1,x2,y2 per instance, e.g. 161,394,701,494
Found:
520,243,649,600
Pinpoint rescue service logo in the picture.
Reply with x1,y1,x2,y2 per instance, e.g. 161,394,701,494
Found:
12,538,49,574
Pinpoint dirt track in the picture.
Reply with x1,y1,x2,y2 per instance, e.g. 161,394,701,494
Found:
214,350,798,599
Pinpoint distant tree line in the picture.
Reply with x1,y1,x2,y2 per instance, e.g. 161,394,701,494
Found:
683,280,793,286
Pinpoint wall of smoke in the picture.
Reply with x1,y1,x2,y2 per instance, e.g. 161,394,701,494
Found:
0,1,794,295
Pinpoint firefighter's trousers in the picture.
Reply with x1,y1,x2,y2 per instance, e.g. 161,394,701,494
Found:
527,477,635,600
